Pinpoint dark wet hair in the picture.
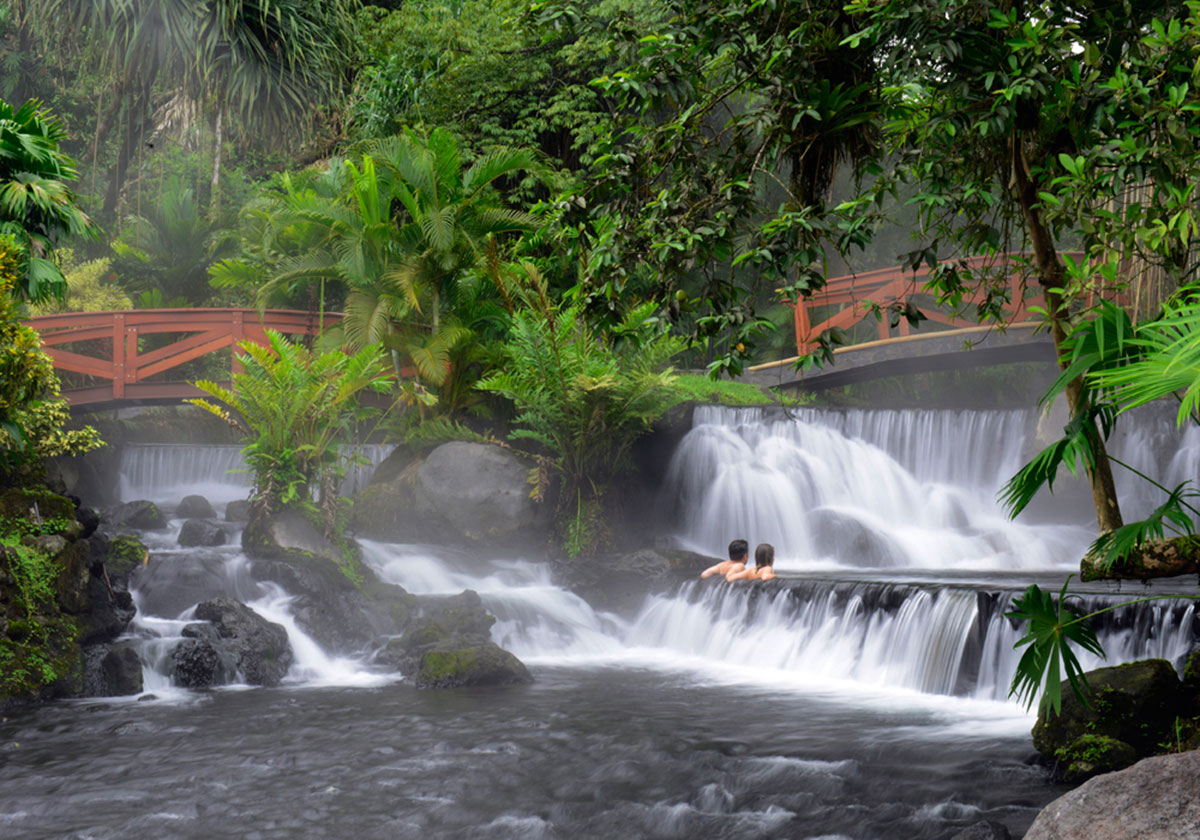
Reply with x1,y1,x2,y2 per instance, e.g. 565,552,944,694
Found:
754,543,775,568
728,539,749,561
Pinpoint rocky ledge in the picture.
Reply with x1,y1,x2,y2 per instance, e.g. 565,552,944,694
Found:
0,487,142,709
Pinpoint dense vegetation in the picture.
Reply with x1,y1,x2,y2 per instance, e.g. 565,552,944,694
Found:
3,0,1200,708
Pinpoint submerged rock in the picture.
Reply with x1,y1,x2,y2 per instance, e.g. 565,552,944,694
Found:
176,494,216,519
1024,751,1200,840
190,598,293,686
1032,659,1185,762
949,821,1011,840
178,518,227,548
106,499,166,531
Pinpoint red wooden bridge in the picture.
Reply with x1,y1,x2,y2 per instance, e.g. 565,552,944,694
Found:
745,252,1101,389
789,252,1051,355
26,308,339,410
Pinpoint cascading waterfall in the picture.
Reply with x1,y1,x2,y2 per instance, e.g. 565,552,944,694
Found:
117,403,1197,709
662,405,1094,570
118,442,395,506
628,578,1197,701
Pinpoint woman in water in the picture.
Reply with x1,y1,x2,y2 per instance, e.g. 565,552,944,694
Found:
727,543,776,582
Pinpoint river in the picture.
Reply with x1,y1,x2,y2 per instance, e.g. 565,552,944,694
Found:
1,405,1195,839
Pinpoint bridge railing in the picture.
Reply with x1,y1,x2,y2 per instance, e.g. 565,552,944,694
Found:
26,308,340,408
790,252,1085,355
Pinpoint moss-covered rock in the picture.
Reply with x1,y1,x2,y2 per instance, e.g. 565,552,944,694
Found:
0,487,75,524
1081,535,1200,581
1053,734,1138,782
106,535,148,577
413,643,532,690
1032,659,1186,760
105,499,166,531
389,590,531,689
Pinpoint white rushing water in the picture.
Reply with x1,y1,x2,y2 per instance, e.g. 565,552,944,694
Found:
117,443,394,506
117,405,1199,711
662,405,1097,570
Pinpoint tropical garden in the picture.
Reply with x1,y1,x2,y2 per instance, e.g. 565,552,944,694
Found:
3,0,1200,719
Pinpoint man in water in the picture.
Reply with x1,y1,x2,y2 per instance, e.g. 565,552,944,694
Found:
700,539,749,579
727,543,776,582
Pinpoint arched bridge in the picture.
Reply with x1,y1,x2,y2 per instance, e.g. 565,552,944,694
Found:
26,308,339,411
743,253,1088,390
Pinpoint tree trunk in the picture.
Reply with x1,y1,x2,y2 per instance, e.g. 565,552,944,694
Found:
103,78,154,219
1011,137,1124,534
209,109,223,221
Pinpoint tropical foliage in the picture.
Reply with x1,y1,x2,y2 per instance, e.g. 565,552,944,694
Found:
0,235,102,480
0,97,97,302
478,263,686,555
187,331,393,532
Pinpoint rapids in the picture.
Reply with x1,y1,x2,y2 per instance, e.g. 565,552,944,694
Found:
1,404,1197,839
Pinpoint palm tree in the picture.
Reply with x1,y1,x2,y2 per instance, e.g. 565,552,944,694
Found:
368,127,541,331
40,0,357,217
113,176,233,304
0,97,98,302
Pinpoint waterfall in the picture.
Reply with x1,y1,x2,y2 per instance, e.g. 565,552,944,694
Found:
118,443,395,506
663,406,1108,570
627,578,1197,701
113,403,1198,707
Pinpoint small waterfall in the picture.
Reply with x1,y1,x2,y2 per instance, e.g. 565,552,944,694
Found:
360,541,625,660
662,406,1091,570
118,443,395,506
628,578,1198,701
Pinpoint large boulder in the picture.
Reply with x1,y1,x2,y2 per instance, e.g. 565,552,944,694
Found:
81,644,143,697
130,552,235,618
243,509,416,654
352,442,548,551
171,623,240,688
178,518,227,547
249,551,416,655
1024,751,1200,840
382,589,532,689
105,499,166,531
1032,659,1186,761
225,499,252,522
176,494,216,519
191,598,293,686
244,509,344,564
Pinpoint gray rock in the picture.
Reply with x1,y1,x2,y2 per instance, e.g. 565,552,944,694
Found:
171,624,239,688
25,533,67,555
250,551,415,655
353,442,548,550
418,442,542,543
1032,659,1185,759
107,500,167,531
1024,751,1200,840
192,598,293,686
555,547,719,613
387,589,532,689
130,553,234,618
178,518,227,547
176,495,216,519
949,820,1011,840
225,499,252,522
245,509,343,564
82,644,143,697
